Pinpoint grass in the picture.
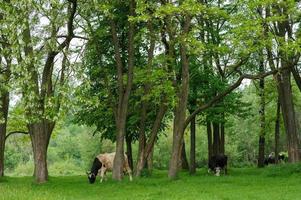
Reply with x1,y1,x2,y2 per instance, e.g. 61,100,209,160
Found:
1,164,301,200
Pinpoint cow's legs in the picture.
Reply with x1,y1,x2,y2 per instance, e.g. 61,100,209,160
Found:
128,170,133,181
100,168,106,183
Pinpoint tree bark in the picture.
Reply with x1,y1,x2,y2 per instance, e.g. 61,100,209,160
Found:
180,140,189,170
274,97,281,164
189,116,196,174
126,134,133,170
0,92,9,177
29,120,54,183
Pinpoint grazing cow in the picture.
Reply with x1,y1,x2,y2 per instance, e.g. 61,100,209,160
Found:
208,154,228,176
264,152,287,165
87,152,132,183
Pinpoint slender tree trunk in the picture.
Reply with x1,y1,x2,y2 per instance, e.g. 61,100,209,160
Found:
180,140,189,170
111,0,135,180
29,120,54,183
207,121,213,160
258,60,265,168
274,97,281,164
189,116,196,174
0,92,9,177
212,122,220,156
135,104,167,176
220,122,225,155
126,134,133,170
291,66,301,93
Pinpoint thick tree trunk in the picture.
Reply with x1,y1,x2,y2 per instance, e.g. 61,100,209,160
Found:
189,116,196,174
207,121,213,160
212,122,220,156
274,97,281,164
29,120,54,183
126,135,133,170
180,140,189,170
278,69,300,162
113,121,126,180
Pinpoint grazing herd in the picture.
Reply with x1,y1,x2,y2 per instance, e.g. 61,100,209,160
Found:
86,151,287,183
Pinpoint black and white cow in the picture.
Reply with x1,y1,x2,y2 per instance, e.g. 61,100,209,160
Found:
264,152,287,165
208,154,228,176
87,152,132,183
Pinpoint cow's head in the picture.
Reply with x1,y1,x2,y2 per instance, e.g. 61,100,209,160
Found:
87,171,96,184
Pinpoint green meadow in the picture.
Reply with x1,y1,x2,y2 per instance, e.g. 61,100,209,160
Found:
1,165,301,200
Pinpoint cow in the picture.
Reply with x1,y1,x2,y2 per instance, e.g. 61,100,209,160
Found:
87,152,133,183
264,152,287,165
208,154,228,176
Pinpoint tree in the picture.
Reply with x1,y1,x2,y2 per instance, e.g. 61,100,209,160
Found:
3,0,79,183
0,0,11,176
258,0,301,162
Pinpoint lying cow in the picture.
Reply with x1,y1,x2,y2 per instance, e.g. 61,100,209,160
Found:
208,154,228,176
87,152,132,183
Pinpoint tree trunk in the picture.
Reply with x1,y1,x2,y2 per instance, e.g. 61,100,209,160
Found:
135,104,167,176
0,92,9,177
147,145,154,175
212,122,220,156
180,140,189,170
291,66,301,93
274,97,281,164
126,134,133,170
220,122,225,155
29,120,54,183
258,61,265,168
207,121,213,160
111,0,135,181
258,136,265,167
278,68,300,162
189,116,196,174
113,120,126,180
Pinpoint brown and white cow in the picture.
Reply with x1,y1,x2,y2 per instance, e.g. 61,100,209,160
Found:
87,152,132,183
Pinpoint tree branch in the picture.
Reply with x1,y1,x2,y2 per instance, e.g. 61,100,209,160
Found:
5,131,29,141
183,67,287,131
